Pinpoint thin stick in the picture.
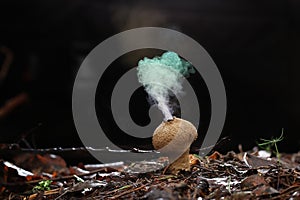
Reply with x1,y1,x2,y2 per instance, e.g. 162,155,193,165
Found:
109,184,147,199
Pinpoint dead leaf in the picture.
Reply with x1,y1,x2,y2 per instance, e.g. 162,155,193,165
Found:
244,153,276,168
253,185,279,196
208,151,223,160
241,174,268,190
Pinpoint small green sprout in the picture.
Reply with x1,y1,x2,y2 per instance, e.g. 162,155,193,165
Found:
257,129,284,159
32,180,52,192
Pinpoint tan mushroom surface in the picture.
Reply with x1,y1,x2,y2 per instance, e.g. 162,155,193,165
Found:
152,117,198,174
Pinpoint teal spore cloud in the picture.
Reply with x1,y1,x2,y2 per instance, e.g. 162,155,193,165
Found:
138,51,194,77
137,51,194,120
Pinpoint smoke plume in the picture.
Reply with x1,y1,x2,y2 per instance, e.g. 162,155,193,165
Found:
137,51,194,121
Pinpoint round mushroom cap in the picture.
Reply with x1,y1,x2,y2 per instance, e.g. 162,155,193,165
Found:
152,117,198,151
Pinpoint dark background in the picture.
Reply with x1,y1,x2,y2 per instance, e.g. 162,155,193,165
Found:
0,0,299,153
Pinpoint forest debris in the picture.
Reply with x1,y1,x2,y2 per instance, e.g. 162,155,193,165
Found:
124,159,167,174
1,147,300,199
253,184,279,196
243,152,276,168
203,176,240,188
26,188,61,200
193,178,209,198
189,154,201,166
156,175,177,181
205,186,230,199
230,191,254,199
69,166,90,175
13,153,68,174
257,150,272,158
144,188,175,200
1,161,33,177
84,161,124,171
241,174,267,190
208,151,223,160
55,179,107,199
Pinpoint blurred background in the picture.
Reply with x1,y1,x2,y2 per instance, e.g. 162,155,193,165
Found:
0,0,299,153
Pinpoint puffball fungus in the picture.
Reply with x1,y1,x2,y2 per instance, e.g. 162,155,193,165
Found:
152,117,198,174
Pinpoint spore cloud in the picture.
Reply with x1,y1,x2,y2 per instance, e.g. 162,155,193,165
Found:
137,51,194,120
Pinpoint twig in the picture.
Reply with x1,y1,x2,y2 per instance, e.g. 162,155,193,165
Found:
105,185,132,195
28,188,61,200
156,175,177,181
109,184,148,199
192,187,198,199
183,168,200,182
162,165,169,175
243,153,250,168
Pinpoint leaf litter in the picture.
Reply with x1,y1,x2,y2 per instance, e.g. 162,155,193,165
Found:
0,145,300,200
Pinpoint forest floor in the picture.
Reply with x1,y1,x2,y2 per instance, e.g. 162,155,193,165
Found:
0,144,300,200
